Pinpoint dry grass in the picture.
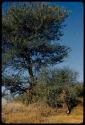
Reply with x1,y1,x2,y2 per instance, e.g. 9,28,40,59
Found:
2,99,83,124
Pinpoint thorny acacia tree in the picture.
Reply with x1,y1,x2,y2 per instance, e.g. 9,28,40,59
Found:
2,2,71,95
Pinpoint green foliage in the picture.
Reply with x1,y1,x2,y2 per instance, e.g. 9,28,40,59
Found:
2,74,28,95
2,4,69,43
47,86,63,108
65,85,78,107
2,48,14,65
38,66,79,86
47,85,78,109
51,67,79,85
2,3,70,83
14,83,49,104
36,67,80,109
75,83,83,97
15,66,81,111
2,3,74,110
30,83,51,103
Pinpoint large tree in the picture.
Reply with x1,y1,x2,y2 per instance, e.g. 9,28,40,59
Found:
2,2,71,95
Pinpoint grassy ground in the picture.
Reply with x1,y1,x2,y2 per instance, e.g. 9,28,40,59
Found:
2,98,83,124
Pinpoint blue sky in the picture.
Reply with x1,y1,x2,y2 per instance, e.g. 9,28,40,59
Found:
2,2,84,82
49,2,84,82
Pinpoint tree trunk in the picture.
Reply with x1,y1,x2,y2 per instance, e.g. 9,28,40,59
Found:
26,54,36,104
62,89,70,114
28,63,35,87
26,53,35,87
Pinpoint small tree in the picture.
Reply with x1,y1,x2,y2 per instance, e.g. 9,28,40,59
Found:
37,67,79,111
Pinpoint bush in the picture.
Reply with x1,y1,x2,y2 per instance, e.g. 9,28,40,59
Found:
64,86,78,109
47,86,63,108
47,85,78,110
14,83,50,104
15,67,81,112
75,83,83,97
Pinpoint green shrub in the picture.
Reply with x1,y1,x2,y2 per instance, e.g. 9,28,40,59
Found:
47,85,78,109
64,87,78,109
75,83,83,97
47,86,63,108
14,83,50,104
15,67,81,111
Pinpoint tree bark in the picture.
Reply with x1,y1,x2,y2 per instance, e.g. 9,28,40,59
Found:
26,52,35,87
28,63,35,87
26,54,36,103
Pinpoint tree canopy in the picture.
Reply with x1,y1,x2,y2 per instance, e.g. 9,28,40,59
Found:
2,2,71,93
